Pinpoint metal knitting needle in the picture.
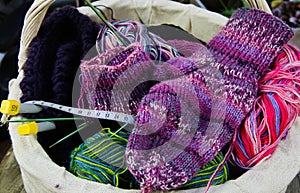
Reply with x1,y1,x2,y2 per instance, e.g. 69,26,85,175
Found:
194,0,207,9
8,117,83,123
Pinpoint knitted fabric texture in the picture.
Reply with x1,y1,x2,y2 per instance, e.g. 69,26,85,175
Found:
80,37,210,113
79,46,126,110
79,39,228,189
125,8,294,192
79,44,154,115
19,6,100,167
80,19,183,112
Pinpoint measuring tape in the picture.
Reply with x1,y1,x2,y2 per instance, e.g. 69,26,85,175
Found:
22,101,136,125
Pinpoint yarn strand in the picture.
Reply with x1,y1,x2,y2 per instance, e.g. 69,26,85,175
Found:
85,0,129,46
232,44,300,168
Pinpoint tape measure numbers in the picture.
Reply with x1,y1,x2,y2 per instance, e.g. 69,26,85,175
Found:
24,101,135,125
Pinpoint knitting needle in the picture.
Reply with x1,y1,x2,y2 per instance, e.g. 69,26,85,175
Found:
109,115,137,137
8,117,83,123
110,123,129,138
49,122,89,148
85,0,129,46
256,0,272,14
244,0,255,8
49,121,129,148
194,0,207,9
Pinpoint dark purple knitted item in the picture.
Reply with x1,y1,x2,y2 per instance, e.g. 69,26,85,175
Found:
125,8,294,192
19,6,100,167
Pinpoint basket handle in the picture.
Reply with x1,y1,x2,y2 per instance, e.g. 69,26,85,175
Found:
18,0,54,71
244,0,272,14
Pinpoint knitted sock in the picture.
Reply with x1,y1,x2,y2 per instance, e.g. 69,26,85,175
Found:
79,46,126,110
80,44,157,115
126,8,294,192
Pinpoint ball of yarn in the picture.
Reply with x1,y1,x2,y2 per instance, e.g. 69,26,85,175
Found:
69,128,140,189
177,152,229,190
232,44,300,168
96,19,180,61
69,127,229,190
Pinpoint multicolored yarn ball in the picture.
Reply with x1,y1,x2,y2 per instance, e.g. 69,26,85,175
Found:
232,44,300,168
69,128,140,189
167,39,207,59
96,19,180,61
177,152,229,190
69,127,228,190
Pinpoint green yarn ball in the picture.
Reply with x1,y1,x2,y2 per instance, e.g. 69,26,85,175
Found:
70,128,228,190
69,128,139,189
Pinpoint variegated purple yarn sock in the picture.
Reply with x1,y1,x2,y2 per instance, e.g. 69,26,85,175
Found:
80,43,155,115
126,8,294,192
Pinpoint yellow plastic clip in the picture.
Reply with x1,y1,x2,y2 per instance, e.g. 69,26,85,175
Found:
0,100,20,115
18,122,38,136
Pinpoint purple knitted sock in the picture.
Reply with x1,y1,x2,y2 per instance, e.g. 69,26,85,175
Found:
80,44,156,115
79,46,126,110
126,8,294,192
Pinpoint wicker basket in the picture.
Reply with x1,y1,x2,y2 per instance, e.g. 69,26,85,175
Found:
4,0,300,192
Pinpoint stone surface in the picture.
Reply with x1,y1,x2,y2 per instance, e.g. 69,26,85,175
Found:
0,147,25,193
